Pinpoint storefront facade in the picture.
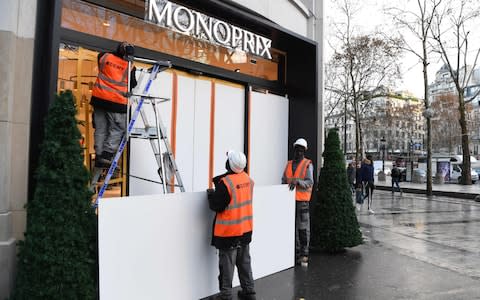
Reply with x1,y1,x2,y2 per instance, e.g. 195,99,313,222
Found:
0,0,322,297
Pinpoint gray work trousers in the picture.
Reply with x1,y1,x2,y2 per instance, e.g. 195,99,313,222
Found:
218,244,255,299
93,107,126,156
295,201,310,258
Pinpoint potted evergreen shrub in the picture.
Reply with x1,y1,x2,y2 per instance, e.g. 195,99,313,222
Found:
311,128,363,253
12,91,97,299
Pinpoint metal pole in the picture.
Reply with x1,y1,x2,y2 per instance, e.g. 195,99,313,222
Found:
344,96,347,155
382,145,385,172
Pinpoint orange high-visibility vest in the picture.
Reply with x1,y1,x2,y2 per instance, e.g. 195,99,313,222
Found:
92,53,129,106
214,172,254,238
284,158,312,201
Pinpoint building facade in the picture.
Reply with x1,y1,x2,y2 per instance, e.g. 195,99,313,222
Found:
428,65,480,155
325,91,425,160
0,0,323,297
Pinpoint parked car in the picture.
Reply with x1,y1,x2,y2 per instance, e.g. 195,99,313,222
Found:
412,168,427,183
450,164,478,184
474,167,480,182
374,167,391,176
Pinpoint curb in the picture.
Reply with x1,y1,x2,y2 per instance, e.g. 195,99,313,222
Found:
375,185,479,200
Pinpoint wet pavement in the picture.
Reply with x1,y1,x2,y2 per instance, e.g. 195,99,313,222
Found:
205,190,480,299
374,176,480,199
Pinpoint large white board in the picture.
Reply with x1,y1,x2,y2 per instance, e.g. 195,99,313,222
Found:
98,185,295,300
129,76,245,195
213,83,245,176
249,92,289,185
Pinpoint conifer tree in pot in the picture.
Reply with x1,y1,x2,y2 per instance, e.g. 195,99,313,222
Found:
12,91,97,299
311,128,362,253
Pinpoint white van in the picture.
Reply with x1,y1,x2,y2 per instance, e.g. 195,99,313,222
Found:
417,155,478,184
450,163,478,184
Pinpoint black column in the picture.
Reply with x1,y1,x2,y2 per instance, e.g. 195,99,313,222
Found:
28,0,62,199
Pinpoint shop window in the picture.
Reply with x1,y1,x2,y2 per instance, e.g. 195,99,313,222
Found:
61,0,282,81
57,43,131,198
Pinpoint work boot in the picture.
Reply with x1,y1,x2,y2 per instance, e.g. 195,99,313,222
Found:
95,151,114,168
94,157,111,168
209,294,231,300
238,290,256,300
299,256,308,267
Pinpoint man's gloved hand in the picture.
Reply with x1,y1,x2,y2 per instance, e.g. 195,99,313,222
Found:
288,179,297,191
206,188,215,199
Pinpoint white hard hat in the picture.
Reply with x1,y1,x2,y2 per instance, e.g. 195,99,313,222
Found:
227,150,247,173
293,138,308,150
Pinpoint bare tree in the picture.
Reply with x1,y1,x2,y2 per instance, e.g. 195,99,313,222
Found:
431,94,462,152
431,93,478,154
330,35,402,162
430,0,480,185
385,0,442,195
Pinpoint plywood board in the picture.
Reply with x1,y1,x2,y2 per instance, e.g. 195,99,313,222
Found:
98,185,295,299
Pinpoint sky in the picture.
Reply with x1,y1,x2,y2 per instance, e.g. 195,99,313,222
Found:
325,0,480,98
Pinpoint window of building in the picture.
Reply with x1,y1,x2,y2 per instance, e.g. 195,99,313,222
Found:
61,0,283,81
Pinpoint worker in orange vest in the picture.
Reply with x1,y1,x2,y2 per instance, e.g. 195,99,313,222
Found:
207,150,256,300
90,41,137,167
282,138,314,266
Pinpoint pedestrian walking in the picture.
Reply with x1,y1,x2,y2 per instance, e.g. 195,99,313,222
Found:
355,161,364,211
391,164,403,195
90,41,137,167
282,138,314,266
347,162,356,194
361,155,375,214
207,150,256,300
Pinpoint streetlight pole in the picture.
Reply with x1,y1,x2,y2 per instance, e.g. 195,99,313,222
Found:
381,136,386,172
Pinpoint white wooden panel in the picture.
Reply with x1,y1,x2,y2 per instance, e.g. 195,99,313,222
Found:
129,70,173,195
249,92,289,185
175,75,195,192
98,185,295,300
192,79,212,191
213,83,245,176
131,70,172,131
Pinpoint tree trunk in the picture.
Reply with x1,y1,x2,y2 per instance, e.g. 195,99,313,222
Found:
426,118,433,192
458,92,472,185
422,51,433,195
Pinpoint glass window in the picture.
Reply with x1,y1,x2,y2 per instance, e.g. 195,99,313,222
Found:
61,0,282,81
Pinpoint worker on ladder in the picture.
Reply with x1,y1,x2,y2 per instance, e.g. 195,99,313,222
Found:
91,41,137,168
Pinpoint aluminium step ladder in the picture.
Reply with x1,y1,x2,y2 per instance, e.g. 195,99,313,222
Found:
91,57,185,208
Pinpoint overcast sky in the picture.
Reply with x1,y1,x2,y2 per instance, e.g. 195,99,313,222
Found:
325,0,480,98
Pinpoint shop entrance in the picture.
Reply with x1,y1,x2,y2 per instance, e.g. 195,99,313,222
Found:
57,43,130,198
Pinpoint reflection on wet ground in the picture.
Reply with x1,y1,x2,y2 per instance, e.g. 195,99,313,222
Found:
358,191,480,279
206,191,480,299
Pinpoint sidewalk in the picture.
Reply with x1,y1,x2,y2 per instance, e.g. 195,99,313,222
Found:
374,175,480,199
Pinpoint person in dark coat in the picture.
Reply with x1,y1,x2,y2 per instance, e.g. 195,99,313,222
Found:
361,155,375,214
391,163,403,195
354,161,364,211
347,162,356,194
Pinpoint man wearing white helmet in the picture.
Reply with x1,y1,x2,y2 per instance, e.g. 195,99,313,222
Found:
282,138,314,267
207,150,256,300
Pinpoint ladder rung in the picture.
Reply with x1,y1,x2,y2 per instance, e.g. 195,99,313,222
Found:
131,94,171,102
130,127,158,139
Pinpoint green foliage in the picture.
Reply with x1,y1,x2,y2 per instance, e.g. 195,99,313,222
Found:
12,91,97,299
311,129,362,252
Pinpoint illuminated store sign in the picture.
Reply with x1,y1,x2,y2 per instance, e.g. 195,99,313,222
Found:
146,0,272,59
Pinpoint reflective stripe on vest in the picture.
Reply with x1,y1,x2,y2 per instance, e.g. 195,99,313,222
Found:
214,172,254,237
91,53,129,105
284,158,312,201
